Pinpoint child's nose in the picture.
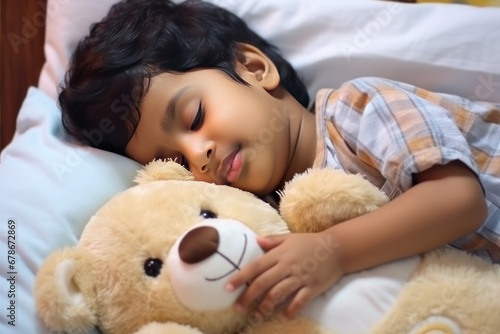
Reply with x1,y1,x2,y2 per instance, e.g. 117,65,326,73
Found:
190,140,215,174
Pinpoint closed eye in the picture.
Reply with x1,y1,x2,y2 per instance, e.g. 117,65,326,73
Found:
191,102,204,131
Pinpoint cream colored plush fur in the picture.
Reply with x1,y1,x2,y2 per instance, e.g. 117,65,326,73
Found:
35,160,500,334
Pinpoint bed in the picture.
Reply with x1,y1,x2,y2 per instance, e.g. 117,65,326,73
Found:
1,1,500,333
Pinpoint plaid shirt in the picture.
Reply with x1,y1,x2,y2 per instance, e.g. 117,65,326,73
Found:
313,77,500,263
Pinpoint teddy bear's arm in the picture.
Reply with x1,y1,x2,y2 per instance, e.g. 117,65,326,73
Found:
280,168,388,233
132,322,205,334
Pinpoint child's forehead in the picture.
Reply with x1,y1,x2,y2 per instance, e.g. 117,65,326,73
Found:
144,69,239,100
151,69,225,83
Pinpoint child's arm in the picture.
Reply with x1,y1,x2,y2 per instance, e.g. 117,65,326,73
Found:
333,160,486,273
226,160,486,319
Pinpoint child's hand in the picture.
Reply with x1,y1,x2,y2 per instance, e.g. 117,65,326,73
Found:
226,231,344,320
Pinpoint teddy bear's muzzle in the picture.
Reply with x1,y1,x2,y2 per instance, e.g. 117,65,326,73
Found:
166,219,264,311
178,226,220,264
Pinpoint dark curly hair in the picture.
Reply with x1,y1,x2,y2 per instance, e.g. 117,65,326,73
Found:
59,0,309,155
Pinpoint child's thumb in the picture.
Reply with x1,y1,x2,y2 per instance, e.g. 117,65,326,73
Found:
257,234,287,251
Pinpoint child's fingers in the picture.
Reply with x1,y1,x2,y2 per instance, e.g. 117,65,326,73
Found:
257,234,287,251
256,276,301,318
225,251,276,294
284,286,316,319
233,261,281,311
226,235,287,292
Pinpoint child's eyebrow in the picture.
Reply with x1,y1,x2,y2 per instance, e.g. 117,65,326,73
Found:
161,86,190,132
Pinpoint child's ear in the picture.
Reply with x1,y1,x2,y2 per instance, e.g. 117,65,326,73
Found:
235,43,280,91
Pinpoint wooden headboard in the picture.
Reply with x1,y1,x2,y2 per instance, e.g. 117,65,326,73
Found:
1,0,47,151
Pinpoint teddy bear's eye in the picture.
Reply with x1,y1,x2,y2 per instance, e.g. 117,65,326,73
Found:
200,209,217,219
144,258,163,277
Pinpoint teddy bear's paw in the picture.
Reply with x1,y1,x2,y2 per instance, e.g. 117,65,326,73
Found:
407,316,462,334
133,321,205,334
279,168,388,232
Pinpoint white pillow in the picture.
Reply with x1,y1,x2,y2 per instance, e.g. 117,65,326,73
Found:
38,0,500,103
2,1,500,334
0,88,140,334
239,0,500,103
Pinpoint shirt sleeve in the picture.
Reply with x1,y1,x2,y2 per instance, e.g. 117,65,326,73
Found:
331,77,480,192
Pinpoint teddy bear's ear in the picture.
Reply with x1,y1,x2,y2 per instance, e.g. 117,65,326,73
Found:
35,248,97,333
134,159,195,184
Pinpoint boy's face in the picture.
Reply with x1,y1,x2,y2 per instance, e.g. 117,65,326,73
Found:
125,67,301,196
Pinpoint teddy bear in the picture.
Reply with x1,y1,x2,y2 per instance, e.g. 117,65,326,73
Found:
35,160,500,334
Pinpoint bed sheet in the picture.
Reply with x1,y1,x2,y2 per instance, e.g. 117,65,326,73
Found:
1,1,500,333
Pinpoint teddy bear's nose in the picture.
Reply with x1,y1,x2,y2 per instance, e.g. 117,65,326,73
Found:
178,226,219,264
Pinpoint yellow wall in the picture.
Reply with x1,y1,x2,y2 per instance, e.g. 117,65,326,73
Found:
418,0,500,6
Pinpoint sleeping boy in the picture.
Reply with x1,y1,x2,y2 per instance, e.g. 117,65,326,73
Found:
58,0,500,320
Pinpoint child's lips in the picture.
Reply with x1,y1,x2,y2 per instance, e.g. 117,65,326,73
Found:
218,147,242,185
227,150,243,184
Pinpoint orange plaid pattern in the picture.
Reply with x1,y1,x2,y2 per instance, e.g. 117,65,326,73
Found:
314,77,500,262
